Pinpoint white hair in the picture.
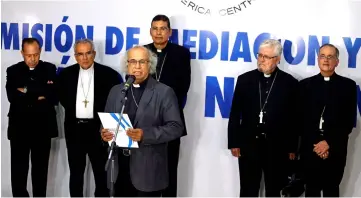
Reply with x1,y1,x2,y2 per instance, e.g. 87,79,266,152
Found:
122,45,157,74
259,39,283,56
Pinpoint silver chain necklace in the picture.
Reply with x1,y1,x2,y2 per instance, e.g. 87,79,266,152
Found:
130,86,139,108
80,69,93,108
258,71,278,123
155,53,168,81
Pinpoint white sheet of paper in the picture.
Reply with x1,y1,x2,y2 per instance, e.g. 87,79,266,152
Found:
98,112,139,148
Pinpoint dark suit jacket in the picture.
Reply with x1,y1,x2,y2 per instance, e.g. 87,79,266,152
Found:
104,77,183,192
58,62,121,140
228,68,299,155
6,60,58,140
299,73,356,164
145,42,191,136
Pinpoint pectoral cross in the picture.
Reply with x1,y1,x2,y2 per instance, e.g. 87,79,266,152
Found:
83,99,89,108
319,117,324,130
259,111,263,123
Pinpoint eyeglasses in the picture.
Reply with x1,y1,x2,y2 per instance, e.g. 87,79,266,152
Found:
257,53,277,60
319,55,337,60
75,51,94,58
127,59,149,67
151,26,169,32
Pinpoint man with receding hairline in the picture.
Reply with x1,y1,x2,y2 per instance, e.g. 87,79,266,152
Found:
101,45,183,197
299,44,357,197
6,37,58,197
58,38,121,197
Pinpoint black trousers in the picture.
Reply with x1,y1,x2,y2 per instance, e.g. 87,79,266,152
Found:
238,137,288,197
304,151,346,197
10,138,51,197
114,149,162,197
65,119,109,197
161,138,180,197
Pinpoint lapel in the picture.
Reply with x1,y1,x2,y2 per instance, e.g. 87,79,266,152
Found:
70,64,80,110
93,62,101,112
133,77,156,126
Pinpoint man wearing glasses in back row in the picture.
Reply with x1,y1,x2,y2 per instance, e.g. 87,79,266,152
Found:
58,38,121,197
228,39,299,197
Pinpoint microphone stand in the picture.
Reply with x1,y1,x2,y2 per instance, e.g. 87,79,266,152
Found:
105,90,127,197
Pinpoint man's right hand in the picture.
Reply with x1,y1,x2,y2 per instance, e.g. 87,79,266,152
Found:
101,128,114,141
231,148,241,158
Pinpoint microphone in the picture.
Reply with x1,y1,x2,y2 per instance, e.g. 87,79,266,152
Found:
121,75,135,93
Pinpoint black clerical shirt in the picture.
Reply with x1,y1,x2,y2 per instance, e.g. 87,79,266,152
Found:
313,74,333,140
257,67,279,135
148,44,169,80
124,77,148,124
259,67,279,112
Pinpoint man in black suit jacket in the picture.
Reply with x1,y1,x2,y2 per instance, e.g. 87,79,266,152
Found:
228,39,299,197
299,44,357,197
6,38,58,197
58,38,121,197
144,14,191,197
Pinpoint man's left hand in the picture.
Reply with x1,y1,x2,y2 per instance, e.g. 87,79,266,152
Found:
313,140,329,155
126,128,143,141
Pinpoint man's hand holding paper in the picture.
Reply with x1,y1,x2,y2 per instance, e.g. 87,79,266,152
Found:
98,112,139,148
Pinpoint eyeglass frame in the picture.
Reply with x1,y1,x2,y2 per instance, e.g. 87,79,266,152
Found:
318,54,337,60
257,53,278,60
127,59,150,67
74,50,95,58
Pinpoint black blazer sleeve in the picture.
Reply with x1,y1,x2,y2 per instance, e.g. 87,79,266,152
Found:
6,66,26,104
285,77,299,153
325,79,357,150
228,75,244,149
57,68,68,109
43,63,58,105
176,48,191,103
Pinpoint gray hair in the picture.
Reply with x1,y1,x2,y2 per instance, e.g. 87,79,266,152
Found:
73,38,95,52
319,43,339,58
259,39,283,57
122,45,157,75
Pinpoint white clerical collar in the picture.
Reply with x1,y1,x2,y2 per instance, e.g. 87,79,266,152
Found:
157,49,162,53
324,77,330,81
264,73,271,78
29,67,35,70
133,84,140,88
79,64,94,73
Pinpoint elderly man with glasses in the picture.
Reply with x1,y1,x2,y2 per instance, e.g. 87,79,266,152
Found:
101,45,183,197
228,39,299,197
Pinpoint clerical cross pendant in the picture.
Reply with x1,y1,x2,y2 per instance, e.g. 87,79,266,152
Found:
319,117,324,130
259,111,263,124
83,99,89,108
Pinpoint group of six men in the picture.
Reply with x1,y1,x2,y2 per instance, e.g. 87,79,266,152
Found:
6,14,357,197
